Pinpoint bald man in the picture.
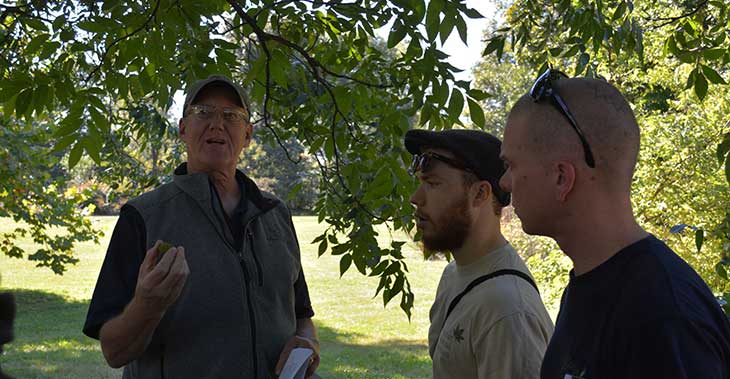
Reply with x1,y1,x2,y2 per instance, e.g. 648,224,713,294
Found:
499,70,730,379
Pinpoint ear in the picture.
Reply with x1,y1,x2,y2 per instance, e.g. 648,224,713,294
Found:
178,118,186,138
242,122,253,148
553,161,576,202
472,181,493,207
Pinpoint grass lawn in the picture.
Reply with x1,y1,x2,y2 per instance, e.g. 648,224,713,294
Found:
0,216,448,379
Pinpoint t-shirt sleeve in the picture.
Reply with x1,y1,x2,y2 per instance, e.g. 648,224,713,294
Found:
285,210,315,319
82,205,147,340
623,317,728,379
472,312,548,379
294,269,314,319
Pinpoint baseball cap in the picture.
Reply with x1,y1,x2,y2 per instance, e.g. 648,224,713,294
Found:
404,128,510,206
183,74,250,120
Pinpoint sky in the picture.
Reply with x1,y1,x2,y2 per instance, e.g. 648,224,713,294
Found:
379,0,498,81
170,1,498,118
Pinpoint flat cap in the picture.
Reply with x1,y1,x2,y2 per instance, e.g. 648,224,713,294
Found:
404,128,510,206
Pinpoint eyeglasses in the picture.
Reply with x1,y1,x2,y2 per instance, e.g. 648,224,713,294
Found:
185,104,250,124
410,152,475,175
530,68,595,168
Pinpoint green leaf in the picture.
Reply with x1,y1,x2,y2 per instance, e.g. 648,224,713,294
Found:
387,21,407,48
703,48,727,61
701,64,726,84
482,37,503,56
14,88,33,118
726,147,730,183
467,98,485,128
77,20,108,34
447,88,464,119
455,15,467,44
425,0,443,42
716,263,728,281
432,80,448,106
269,49,289,88
419,104,432,126
685,68,697,90
439,12,456,44
463,7,483,19
68,142,84,169
23,18,48,31
339,254,352,277
664,36,678,56
695,229,704,252
51,134,77,154
318,239,328,256
287,182,303,201
54,106,84,137
575,52,590,76
694,72,708,100
677,50,697,63
612,1,628,21
52,15,67,31
84,137,101,164
25,34,51,55
466,89,491,101
718,133,730,165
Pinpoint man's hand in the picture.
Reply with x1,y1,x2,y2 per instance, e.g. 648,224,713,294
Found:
274,335,320,378
133,240,190,316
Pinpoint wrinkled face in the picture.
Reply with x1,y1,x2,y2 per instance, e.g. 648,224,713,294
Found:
409,148,473,253
179,85,252,174
499,112,555,236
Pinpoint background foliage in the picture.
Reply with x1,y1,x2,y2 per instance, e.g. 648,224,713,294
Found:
477,0,730,308
2,0,729,316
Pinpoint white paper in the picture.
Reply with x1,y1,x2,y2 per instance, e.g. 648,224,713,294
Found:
279,347,313,379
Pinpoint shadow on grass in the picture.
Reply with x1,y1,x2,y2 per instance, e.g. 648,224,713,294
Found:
0,289,119,379
316,324,431,379
1,289,430,379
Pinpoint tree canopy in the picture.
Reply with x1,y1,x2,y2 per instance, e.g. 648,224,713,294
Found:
2,0,729,316
477,0,730,310
0,0,492,317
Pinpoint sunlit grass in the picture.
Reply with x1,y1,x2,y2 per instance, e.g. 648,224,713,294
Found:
0,216,447,378
0,214,559,378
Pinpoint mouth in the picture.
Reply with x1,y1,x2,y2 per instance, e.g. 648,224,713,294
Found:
205,138,226,145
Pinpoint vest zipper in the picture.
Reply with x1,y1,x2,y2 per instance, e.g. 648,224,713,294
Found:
247,229,264,286
237,253,258,377
212,209,261,378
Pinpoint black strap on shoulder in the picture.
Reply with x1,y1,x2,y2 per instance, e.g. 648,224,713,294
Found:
442,269,539,330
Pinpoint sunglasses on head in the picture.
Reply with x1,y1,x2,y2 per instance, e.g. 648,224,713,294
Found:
530,68,596,168
410,152,475,175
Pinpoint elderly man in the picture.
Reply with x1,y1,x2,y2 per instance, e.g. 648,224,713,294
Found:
499,70,730,378
84,75,319,378
405,129,553,379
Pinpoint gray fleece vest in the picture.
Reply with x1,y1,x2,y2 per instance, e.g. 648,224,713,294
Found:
122,167,302,379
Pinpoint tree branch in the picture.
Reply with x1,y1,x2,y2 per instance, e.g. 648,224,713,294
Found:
645,0,708,29
83,0,161,83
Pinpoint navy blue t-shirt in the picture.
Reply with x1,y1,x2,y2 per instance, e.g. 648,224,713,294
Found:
541,235,730,379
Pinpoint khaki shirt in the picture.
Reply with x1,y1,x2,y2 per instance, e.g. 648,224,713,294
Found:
429,244,554,379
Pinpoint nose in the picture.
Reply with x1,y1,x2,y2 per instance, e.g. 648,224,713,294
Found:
409,184,424,207
499,171,512,193
208,111,225,130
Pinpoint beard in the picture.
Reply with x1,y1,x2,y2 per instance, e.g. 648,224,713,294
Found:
420,194,471,256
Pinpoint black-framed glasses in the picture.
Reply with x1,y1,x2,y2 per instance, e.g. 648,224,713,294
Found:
185,104,250,124
530,68,596,168
410,152,475,175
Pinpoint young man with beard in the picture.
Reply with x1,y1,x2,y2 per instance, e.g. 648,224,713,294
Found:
499,71,730,378
405,129,554,379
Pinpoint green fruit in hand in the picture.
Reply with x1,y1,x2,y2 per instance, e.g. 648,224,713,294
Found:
158,242,173,255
